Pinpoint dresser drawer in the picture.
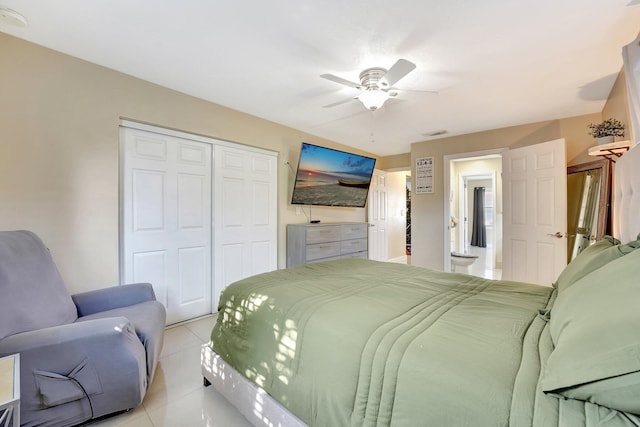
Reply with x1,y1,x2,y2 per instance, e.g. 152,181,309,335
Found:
306,226,342,244
307,255,342,264
341,223,367,240
341,251,368,260
286,222,368,267
306,241,342,261
341,238,367,254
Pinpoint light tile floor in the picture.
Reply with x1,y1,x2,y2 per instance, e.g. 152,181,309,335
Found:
88,315,252,427
455,245,502,280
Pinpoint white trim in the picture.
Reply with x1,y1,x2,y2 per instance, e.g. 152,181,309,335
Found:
119,119,278,157
118,127,126,285
387,255,408,264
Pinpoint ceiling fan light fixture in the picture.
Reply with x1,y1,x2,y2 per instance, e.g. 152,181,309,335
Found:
0,7,28,27
321,59,416,111
358,90,389,111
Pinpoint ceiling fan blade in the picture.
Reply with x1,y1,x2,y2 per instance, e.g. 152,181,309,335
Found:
322,97,357,108
393,88,438,95
379,59,416,88
320,74,362,89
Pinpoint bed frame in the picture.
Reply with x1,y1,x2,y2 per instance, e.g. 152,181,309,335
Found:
201,347,307,427
201,143,640,427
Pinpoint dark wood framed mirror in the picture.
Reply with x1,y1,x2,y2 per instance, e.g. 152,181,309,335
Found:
566,159,611,262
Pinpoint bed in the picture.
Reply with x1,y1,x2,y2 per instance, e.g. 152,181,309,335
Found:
202,143,640,427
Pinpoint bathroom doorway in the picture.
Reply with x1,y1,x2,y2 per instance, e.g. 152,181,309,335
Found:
444,150,504,279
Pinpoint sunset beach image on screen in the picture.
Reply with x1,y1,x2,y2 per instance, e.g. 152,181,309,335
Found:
291,142,376,207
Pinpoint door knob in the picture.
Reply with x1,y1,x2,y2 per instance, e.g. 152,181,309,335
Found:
547,232,564,239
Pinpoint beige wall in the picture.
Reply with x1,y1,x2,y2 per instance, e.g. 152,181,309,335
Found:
0,34,378,294
410,114,602,270
377,153,411,170
602,69,634,143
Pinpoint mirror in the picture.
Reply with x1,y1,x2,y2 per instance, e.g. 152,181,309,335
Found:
566,159,611,262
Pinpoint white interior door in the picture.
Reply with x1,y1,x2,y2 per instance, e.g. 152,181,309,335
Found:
213,144,277,310
368,169,389,261
121,127,212,324
502,138,567,285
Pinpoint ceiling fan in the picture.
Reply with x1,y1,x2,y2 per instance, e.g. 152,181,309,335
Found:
321,59,416,111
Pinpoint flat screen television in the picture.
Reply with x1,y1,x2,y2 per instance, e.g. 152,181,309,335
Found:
291,142,376,208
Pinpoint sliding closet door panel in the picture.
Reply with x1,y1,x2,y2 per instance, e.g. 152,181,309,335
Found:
133,171,165,231
252,181,271,225
178,246,207,304
122,127,212,324
132,250,168,307
221,177,244,226
178,174,206,228
222,243,245,288
252,241,273,273
214,145,277,309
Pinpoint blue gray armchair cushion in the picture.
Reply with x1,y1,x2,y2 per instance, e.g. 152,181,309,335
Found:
0,230,78,339
0,230,166,427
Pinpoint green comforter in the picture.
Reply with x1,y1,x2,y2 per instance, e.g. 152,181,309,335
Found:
210,259,636,427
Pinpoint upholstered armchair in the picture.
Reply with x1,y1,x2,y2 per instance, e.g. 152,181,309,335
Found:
0,230,166,426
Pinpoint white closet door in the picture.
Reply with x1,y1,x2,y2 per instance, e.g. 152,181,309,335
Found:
121,127,212,324
214,144,277,310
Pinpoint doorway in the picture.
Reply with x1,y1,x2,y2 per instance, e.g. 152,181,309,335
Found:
458,173,499,279
368,170,389,261
368,169,411,264
444,150,503,279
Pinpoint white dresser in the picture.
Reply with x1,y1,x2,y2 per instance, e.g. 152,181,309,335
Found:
287,222,368,267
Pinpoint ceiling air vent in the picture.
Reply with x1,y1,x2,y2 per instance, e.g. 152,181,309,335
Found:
424,130,448,137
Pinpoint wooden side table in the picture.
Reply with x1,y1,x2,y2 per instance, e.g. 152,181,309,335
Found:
0,354,19,427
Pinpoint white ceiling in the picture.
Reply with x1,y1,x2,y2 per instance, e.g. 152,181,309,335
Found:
1,1,639,156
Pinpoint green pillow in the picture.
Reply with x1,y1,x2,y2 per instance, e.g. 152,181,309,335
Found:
554,371,640,414
554,235,633,293
542,248,640,414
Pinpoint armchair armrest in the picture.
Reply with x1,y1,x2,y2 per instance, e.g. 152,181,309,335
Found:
72,283,157,317
0,317,144,360
0,318,147,416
